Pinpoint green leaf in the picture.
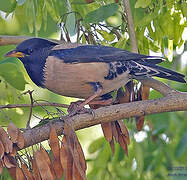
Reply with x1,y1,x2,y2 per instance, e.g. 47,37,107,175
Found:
84,3,119,23
88,137,105,154
65,13,77,36
16,0,26,6
106,12,122,27
135,0,151,8
0,59,27,91
96,30,116,42
175,132,187,157
114,34,127,49
0,0,17,13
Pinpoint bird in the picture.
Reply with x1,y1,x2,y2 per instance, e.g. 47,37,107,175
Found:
5,38,186,115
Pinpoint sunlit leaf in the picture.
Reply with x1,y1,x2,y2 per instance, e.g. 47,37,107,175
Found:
135,0,151,8
181,2,187,17
167,39,173,62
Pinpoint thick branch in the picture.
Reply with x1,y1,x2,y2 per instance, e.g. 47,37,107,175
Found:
22,91,187,149
0,35,63,46
0,36,30,46
139,78,178,96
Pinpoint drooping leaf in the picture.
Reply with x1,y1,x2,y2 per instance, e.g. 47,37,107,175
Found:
0,140,5,159
31,158,41,180
84,3,119,23
34,150,54,180
49,126,60,161
0,161,3,175
21,163,34,180
16,130,24,149
0,127,13,154
16,167,25,180
7,123,19,143
101,122,113,142
49,126,63,179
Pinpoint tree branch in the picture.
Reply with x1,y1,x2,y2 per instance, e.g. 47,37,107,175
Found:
0,36,30,46
139,78,179,96
0,102,69,110
22,87,187,149
0,35,63,46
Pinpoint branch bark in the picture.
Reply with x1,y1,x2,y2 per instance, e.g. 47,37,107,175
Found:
22,82,187,149
0,35,63,46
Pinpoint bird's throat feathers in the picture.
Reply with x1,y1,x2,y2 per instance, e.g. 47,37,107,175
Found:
19,49,49,87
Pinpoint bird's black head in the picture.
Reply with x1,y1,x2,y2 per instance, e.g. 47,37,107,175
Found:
5,38,58,87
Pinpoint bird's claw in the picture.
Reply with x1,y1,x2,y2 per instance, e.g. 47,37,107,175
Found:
68,101,95,118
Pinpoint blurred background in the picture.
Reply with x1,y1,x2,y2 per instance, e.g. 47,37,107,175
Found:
0,0,187,179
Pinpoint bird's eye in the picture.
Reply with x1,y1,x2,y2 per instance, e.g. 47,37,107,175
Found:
27,48,33,55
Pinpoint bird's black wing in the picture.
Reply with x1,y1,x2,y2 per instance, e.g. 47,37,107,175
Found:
49,45,163,64
49,45,186,83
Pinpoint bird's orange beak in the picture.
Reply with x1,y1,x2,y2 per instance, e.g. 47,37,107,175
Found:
5,50,24,58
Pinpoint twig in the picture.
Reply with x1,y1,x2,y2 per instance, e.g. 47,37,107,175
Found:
0,102,69,110
140,78,178,96
25,90,34,129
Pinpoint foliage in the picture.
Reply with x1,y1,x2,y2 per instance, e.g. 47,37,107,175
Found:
0,0,186,179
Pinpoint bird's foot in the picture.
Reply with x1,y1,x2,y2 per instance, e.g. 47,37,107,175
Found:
68,101,94,117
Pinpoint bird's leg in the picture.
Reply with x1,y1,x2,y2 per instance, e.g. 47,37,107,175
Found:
68,82,103,116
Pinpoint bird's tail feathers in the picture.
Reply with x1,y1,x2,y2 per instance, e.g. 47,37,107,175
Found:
129,61,186,83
